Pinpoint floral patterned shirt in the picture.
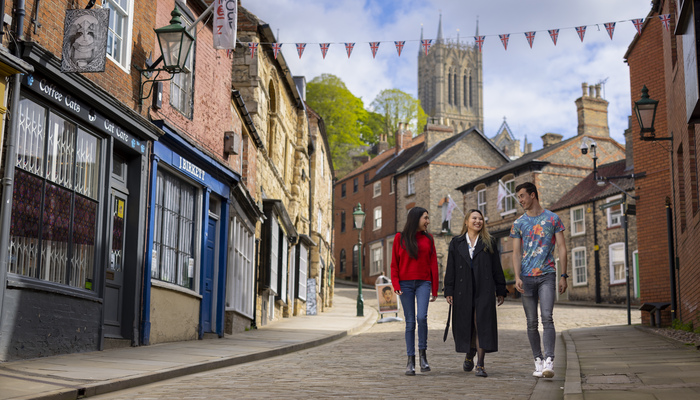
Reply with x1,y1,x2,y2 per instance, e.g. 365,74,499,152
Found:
509,209,565,276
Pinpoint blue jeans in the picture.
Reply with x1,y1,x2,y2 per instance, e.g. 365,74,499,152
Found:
399,280,431,356
521,273,556,360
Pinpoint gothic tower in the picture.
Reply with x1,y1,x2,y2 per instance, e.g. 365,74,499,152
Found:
418,15,483,133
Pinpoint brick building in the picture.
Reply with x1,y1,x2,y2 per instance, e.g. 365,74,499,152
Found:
625,0,700,328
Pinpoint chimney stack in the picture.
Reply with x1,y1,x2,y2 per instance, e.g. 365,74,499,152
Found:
541,132,563,147
575,82,610,138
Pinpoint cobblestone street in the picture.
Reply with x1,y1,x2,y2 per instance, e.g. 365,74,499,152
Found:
93,287,638,399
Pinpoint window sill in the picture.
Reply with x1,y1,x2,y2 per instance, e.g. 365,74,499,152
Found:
572,282,588,287
7,274,102,302
609,281,626,286
151,279,202,299
500,209,517,217
571,232,586,237
606,225,621,230
406,193,415,197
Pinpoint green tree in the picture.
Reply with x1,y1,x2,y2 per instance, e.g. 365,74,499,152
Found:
369,89,428,138
359,111,386,146
306,74,368,175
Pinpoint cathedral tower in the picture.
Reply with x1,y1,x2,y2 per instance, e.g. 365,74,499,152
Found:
418,15,483,133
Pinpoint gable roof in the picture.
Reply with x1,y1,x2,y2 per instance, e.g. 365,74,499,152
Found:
395,127,510,177
549,159,634,211
369,142,425,183
492,118,515,142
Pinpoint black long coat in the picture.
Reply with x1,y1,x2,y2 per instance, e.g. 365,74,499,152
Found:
443,235,507,353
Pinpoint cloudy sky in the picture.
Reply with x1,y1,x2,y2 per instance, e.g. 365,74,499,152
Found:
242,0,654,150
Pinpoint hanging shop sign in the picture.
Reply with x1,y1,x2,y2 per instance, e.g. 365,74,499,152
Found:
61,9,110,73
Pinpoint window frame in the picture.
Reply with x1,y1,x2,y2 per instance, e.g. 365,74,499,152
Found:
385,237,394,277
226,216,255,318
390,177,395,194
340,210,346,233
341,183,346,198
407,172,415,195
373,206,382,230
572,246,587,286
296,243,308,300
369,242,383,276
104,0,135,72
339,248,346,273
606,195,623,228
609,242,626,285
500,178,517,216
169,11,195,118
571,206,586,236
353,177,358,193
373,181,381,198
477,188,487,216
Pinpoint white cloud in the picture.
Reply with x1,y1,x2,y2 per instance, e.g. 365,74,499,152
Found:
242,0,652,149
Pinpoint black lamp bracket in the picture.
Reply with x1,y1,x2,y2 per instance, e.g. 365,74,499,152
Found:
134,56,179,106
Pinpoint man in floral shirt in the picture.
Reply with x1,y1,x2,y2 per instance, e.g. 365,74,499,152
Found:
510,182,568,379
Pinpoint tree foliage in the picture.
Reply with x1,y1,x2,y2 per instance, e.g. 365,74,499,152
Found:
369,89,427,138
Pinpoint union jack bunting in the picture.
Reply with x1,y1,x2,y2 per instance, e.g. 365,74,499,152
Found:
659,14,671,31
421,39,432,55
576,26,586,42
248,42,258,59
369,42,380,58
525,31,536,48
548,29,559,46
632,18,644,35
296,43,306,59
474,36,485,52
320,43,330,59
394,41,405,57
345,43,355,58
272,43,282,59
604,22,616,40
499,34,510,50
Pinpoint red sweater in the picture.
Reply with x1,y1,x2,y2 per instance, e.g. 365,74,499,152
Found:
390,232,439,296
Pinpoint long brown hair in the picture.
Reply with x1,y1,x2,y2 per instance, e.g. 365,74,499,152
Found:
459,209,494,253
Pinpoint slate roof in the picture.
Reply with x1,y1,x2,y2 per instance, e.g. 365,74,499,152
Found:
549,160,634,211
369,142,425,183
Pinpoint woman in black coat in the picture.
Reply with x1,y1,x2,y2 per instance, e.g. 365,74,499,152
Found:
444,209,507,377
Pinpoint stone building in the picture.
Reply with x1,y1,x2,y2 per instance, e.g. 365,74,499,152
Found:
457,84,626,284
233,6,313,327
418,15,483,132
626,1,700,328
394,124,510,287
549,160,639,304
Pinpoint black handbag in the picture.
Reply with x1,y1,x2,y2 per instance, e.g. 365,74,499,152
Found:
443,304,451,342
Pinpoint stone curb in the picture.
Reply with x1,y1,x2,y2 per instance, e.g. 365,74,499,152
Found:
562,330,583,400
10,307,378,400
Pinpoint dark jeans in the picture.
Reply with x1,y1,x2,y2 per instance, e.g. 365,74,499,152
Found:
521,273,556,360
399,280,431,356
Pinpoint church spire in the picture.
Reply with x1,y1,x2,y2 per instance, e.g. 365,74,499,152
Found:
436,13,443,44
475,16,479,37
419,24,424,56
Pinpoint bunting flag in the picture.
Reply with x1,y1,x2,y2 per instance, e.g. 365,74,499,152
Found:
320,43,330,59
604,22,616,39
499,33,510,50
525,31,536,48
295,43,306,59
548,29,559,46
272,43,282,59
475,35,485,52
444,195,458,222
248,42,258,59
576,26,587,42
421,39,432,55
369,41,380,58
632,18,644,34
659,14,671,31
345,42,355,58
394,40,405,57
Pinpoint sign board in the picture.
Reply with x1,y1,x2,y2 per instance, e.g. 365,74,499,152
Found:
376,282,399,314
61,9,110,72
599,199,624,211
306,278,317,315
213,0,237,49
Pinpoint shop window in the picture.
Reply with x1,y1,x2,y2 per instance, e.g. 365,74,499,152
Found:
226,216,255,318
152,169,197,289
104,0,134,71
9,98,102,290
571,206,585,235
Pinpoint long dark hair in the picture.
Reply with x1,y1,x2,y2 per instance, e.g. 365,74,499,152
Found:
401,207,433,259
459,209,494,253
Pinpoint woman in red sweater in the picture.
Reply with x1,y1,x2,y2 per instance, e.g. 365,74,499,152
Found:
391,206,438,376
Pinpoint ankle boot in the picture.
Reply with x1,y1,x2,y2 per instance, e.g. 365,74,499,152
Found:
405,356,416,376
419,349,431,372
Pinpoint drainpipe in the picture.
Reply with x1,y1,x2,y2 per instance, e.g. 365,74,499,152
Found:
592,200,601,303
0,0,26,335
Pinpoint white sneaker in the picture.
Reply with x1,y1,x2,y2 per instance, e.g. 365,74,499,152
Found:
542,357,554,378
532,357,543,378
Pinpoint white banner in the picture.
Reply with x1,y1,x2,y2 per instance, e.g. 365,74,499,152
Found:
214,0,237,50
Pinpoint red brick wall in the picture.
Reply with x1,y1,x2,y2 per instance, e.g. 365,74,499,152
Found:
627,12,674,326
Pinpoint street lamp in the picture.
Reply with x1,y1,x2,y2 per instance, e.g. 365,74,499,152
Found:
634,86,664,141
353,203,366,317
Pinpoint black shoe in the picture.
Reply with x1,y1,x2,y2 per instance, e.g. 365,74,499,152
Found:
405,356,416,376
463,354,475,372
475,365,488,377
419,349,431,372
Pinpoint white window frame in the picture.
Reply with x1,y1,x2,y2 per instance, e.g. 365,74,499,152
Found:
609,242,626,284
500,179,517,216
369,242,383,276
390,177,395,194
385,237,394,276
373,206,382,230
226,216,255,318
606,195,623,228
477,188,487,216
572,247,587,286
373,181,381,198
317,209,323,233
297,244,308,300
104,0,134,72
407,173,415,195
571,206,586,236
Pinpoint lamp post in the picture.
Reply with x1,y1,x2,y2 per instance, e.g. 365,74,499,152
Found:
634,86,661,141
353,203,366,317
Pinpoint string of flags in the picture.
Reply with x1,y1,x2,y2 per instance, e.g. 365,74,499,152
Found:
241,14,672,60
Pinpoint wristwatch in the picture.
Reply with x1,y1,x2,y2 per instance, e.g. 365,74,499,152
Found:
561,273,569,279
